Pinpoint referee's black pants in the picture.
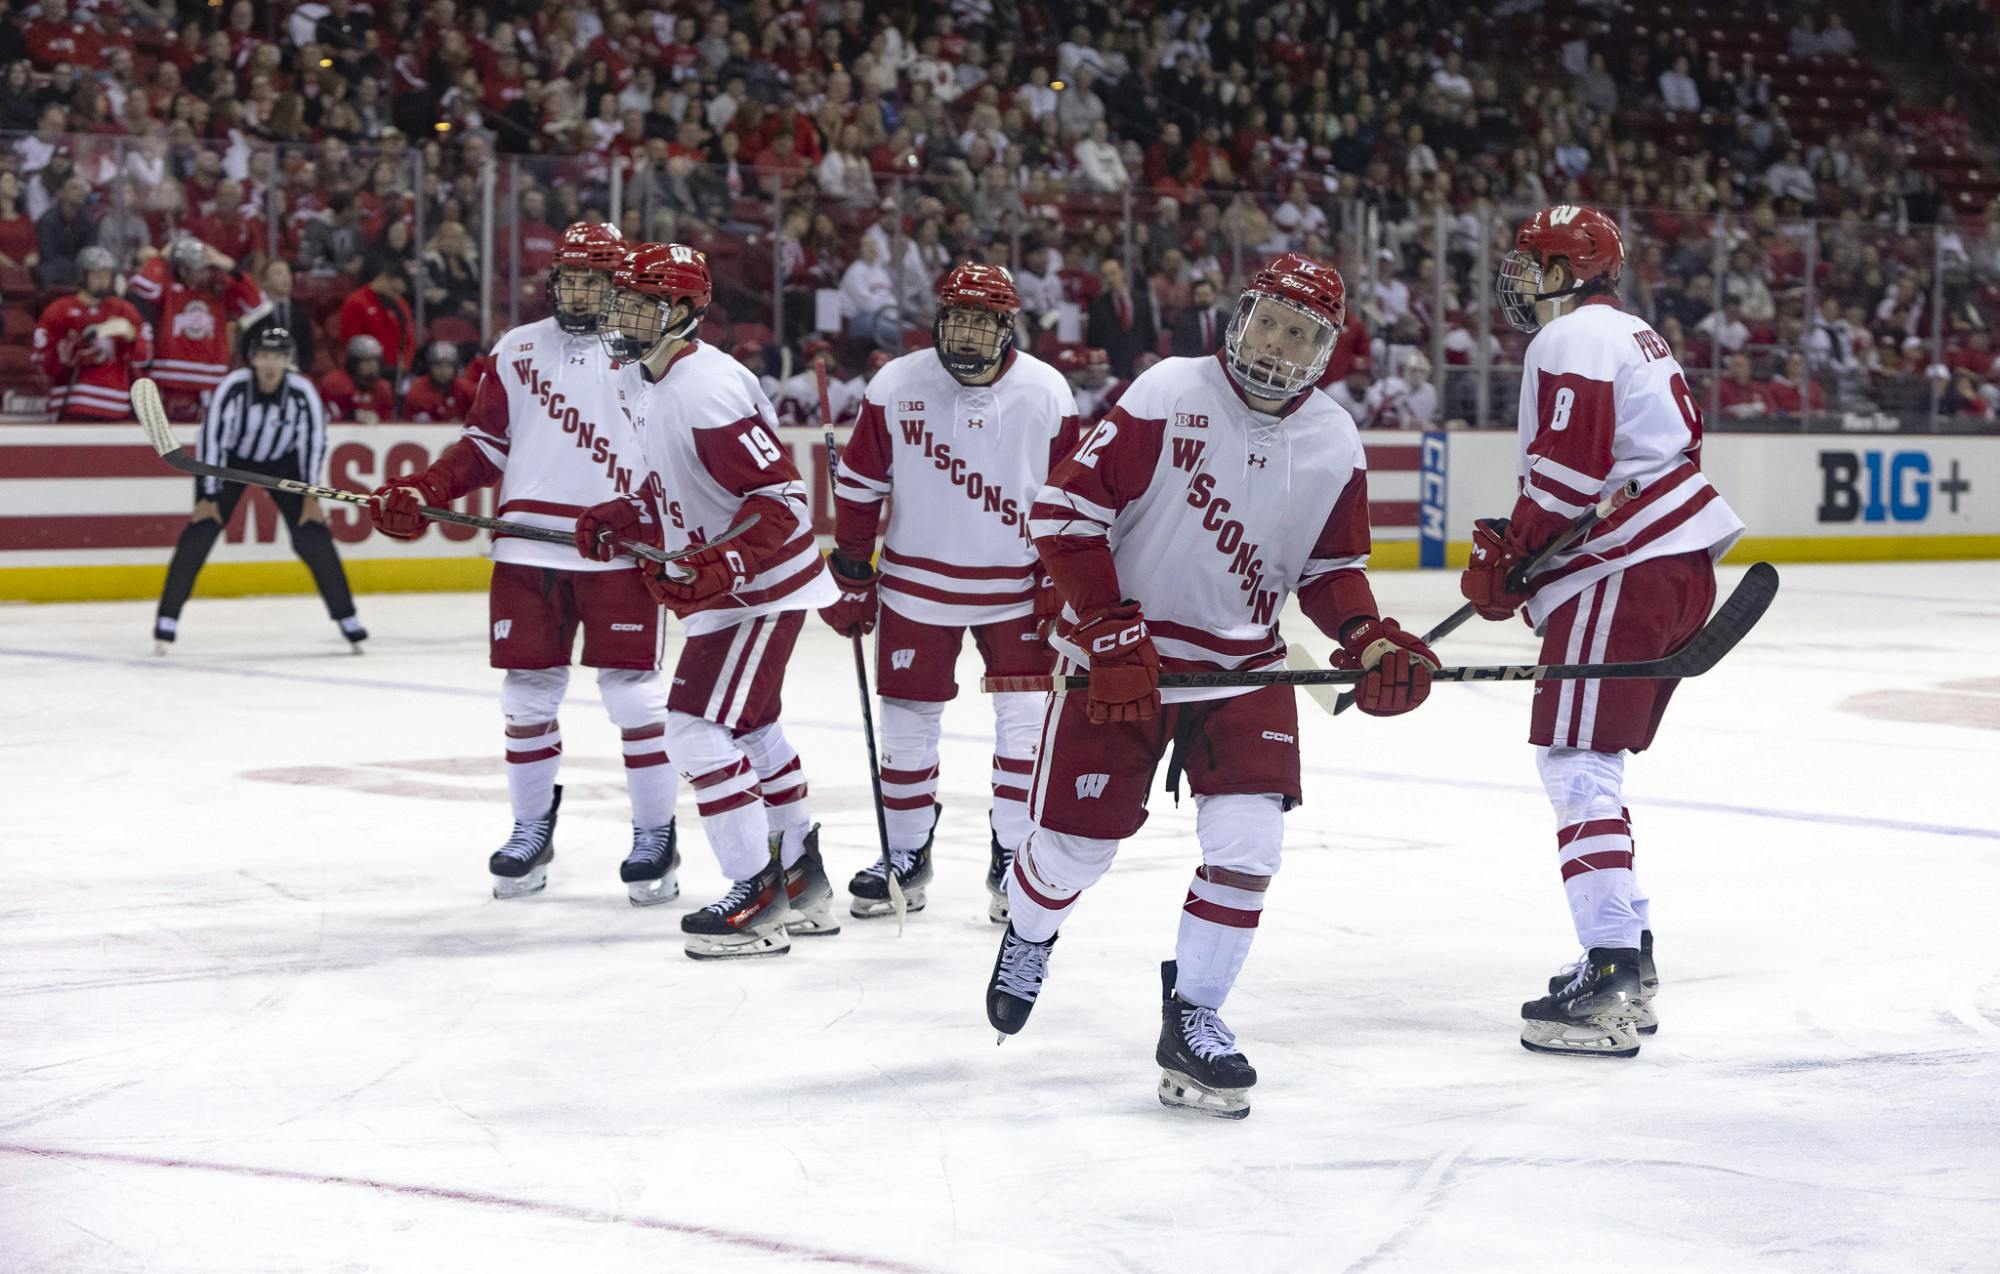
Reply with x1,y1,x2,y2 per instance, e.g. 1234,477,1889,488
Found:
155,457,358,624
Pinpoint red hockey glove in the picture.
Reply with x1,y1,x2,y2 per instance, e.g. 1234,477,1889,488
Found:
1073,601,1159,725
574,495,659,562
647,540,753,614
1334,616,1438,717
817,550,879,636
368,470,452,540
1458,517,1534,622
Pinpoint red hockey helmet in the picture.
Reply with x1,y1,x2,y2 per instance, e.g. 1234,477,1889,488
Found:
1223,252,1346,401
601,243,712,362
933,261,1019,382
1052,346,1086,375
555,220,626,271
1497,204,1625,333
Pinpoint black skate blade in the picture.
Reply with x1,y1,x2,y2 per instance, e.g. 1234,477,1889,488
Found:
782,907,843,937
626,877,680,907
1157,1069,1251,1119
683,925,792,961
849,890,926,919
1520,1036,1641,1059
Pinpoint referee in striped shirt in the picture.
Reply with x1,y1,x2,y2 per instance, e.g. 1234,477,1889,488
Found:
153,327,368,652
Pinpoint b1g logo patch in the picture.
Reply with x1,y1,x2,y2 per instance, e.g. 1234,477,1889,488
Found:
1172,412,1209,430
493,620,513,640
890,649,916,671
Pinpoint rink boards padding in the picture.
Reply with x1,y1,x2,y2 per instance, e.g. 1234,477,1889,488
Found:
0,424,1993,602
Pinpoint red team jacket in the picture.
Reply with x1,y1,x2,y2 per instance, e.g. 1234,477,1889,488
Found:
33,294,152,420
317,369,398,421
403,374,478,422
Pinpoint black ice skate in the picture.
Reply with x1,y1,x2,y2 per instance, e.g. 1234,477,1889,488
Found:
339,615,368,653
848,803,939,919
1522,945,1644,1058
1156,960,1257,1119
986,924,1056,1041
681,857,791,960
152,615,176,655
489,786,562,899
986,816,1013,925
781,825,841,937
619,819,680,907
1548,930,1659,1035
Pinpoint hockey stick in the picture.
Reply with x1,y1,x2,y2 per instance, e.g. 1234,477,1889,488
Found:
987,561,1778,693
1315,477,1646,717
817,360,906,930
130,377,747,567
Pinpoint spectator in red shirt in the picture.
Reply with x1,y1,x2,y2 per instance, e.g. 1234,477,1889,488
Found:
185,180,267,275
319,334,398,423
24,0,104,70
1717,353,1774,421
0,170,38,273
1764,352,1827,419
402,341,477,423
516,188,559,277
336,254,415,378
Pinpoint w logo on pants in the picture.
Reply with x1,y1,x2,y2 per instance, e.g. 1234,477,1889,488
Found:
493,619,513,641
890,648,916,671
1074,773,1110,800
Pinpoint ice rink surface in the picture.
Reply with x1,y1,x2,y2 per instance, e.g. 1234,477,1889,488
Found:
4,561,1999,1274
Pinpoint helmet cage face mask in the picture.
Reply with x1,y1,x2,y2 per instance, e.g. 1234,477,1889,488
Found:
1224,293,1338,401
598,287,700,363
933,305,1011,381
1495,249,1586,334
550,267,612,334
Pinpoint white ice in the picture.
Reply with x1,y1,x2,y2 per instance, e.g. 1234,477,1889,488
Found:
4,562,1999,1274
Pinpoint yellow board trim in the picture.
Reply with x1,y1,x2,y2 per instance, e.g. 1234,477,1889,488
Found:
3,534,1997,602
0,557,493,602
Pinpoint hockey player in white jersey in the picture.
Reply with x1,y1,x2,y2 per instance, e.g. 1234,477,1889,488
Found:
1469,205,1744,1057
573,243,840,960
822,262,1083,922
988,253,1439,1117
367,222,682,905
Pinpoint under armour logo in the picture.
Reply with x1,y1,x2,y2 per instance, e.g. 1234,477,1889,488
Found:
965,417,985,428
1074,773,1110,800
1246,453,1268,468
890,648,916,671
493,620,512,640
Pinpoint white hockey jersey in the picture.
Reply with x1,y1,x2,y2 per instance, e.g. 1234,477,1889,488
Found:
1030,354,1379,703
462,317,644,572
834,348,1082,627
1511,297,1745,628
623,341,836,636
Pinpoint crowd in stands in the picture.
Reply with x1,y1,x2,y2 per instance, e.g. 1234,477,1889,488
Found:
1,0,1998,429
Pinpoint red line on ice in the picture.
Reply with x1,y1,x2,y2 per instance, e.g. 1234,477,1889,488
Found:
0,1142,939,1273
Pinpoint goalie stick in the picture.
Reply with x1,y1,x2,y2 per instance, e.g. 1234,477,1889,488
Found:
130,377,753,569
817,360,907,930
986,561,1778,694
1312,477,1646,717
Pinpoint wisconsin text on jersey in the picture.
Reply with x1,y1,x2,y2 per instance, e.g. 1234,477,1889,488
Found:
509,355,637,493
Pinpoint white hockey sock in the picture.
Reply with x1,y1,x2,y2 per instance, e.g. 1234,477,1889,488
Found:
879,698,944,850
1625,805,1652,932
1005,836,1082,943
735,722,811,867
504,720,562,821
620,723,677,828
669,711,770,882
990,691,1043,851
1174,866,1268,1010
1558,814,1641,950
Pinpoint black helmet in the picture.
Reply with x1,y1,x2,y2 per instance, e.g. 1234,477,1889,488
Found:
251,325,296,358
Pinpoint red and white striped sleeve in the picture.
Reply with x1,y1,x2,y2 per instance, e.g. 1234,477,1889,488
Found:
1513,366,1616,548
832,396,891,559
460,368,512,470
1029,405,1166,618
691,414,807,565
1296,466,1381,640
